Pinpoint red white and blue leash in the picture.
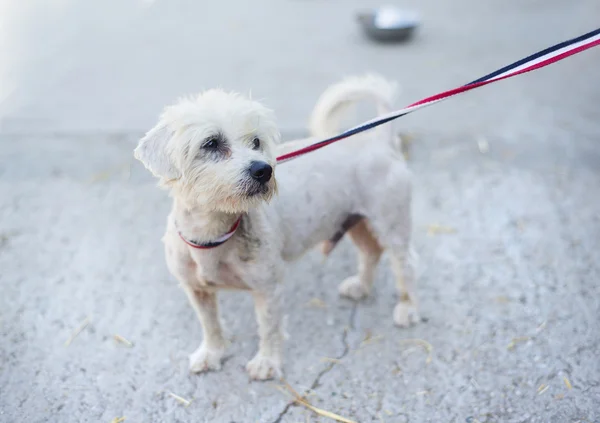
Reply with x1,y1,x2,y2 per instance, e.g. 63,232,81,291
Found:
277,27,600,164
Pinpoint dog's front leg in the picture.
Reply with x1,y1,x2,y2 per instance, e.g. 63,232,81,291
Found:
246,286,284,380
182,286,226,373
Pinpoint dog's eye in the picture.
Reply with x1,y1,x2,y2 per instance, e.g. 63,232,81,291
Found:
252,137,261,150
203,137,220,150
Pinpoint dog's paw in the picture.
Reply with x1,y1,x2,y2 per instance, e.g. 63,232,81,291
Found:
189,344,225,373
338,275,369,300
246,354,282,381
393,301,420,328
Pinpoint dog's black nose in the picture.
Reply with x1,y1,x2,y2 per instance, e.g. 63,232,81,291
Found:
249,161,273,184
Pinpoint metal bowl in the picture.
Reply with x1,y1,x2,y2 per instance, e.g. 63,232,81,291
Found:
357,7,419,42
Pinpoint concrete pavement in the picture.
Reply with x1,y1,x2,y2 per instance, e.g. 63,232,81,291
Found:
1,0,599,422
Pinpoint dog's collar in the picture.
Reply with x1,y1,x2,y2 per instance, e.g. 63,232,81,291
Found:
177,216,242,249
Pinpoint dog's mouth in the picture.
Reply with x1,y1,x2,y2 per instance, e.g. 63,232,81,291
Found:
214,179,277,213
244,181,270,197
238,175,277,200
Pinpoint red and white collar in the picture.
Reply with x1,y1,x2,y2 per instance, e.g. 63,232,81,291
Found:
177,216,242,249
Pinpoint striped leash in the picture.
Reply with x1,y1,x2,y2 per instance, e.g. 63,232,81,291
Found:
276,27,600,164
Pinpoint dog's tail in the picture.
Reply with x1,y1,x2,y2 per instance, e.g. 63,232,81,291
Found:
308,74,399,143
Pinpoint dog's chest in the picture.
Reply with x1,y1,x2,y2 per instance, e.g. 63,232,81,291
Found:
190,253,250,290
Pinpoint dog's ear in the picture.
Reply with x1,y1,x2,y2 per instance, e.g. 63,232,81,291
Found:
134,122,180,180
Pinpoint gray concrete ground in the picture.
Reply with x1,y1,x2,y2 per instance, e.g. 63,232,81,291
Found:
1,1,599,422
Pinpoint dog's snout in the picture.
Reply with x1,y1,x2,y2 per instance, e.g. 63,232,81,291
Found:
249,161,273,184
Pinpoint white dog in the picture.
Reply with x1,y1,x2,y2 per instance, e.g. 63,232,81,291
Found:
134,74,418,380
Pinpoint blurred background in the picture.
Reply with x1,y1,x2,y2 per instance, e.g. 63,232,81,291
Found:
1,1,599,422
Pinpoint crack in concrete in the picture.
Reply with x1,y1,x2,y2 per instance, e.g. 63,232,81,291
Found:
271,304,357,423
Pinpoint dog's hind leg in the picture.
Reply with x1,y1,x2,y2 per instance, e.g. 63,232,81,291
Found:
390,244,420,327
366,165,419,327
338,219,384,300
381,201,420,327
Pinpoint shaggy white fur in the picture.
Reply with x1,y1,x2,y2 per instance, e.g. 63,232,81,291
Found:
135,74,418,380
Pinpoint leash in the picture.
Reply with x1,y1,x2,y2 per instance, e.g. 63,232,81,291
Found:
276,27,600,164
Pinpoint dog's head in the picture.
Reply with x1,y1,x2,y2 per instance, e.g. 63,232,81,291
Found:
135,89,280,213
